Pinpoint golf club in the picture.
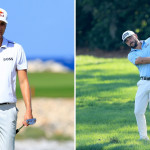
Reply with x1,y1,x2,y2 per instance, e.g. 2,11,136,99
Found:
16,118,36,134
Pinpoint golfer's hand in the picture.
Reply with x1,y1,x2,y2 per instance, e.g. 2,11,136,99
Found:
23,109,33,126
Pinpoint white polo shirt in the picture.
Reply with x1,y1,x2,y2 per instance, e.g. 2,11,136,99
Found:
0,37,27,103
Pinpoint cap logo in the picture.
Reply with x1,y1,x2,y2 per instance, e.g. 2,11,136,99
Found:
0,11,4,17
122,32,129,40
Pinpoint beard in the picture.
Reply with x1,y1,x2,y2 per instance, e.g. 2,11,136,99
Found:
129,40,138,49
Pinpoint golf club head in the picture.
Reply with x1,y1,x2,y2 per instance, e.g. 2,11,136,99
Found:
26,118,36,125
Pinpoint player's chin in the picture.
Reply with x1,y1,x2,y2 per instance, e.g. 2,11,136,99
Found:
130,42,134,47
130,43,136,48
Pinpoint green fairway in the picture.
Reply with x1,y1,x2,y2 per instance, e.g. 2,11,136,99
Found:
76,56,150,150
16,72,74,98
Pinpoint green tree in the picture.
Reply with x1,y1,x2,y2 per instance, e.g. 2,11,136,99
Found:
76,0,150,51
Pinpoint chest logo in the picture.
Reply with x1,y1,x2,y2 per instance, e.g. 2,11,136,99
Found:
3,57,13,61
144,43,149,48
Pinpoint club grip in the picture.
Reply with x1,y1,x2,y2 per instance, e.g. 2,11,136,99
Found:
16,129,19,134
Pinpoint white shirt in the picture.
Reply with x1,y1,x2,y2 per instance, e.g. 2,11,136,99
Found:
0,37,27,103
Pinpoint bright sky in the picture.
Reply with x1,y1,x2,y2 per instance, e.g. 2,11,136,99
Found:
1,0,74,59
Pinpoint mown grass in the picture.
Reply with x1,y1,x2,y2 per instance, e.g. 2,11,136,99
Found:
16,72,74,98
76,55,150,150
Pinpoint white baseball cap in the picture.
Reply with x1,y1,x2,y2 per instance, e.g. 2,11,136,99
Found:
0,8,8,24
122,30,135,42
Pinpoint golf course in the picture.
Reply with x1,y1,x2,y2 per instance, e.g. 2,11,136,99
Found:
76,55,150,150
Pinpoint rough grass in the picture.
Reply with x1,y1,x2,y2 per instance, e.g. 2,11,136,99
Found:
16,127,46,140
16,127,73,141
76,55,150,150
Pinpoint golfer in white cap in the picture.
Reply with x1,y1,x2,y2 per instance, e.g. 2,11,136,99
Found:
0,8,33,149
122,30,150,140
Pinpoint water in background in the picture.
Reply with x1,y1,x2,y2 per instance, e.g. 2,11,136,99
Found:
27,57,74,71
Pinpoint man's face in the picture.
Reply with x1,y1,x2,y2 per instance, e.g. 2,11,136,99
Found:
125,35,139,49
0,21,6,39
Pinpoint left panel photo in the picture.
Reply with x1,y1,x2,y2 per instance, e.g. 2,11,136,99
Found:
0,0,74,150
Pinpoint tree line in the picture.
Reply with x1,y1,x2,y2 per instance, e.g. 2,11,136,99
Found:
76,0,150,51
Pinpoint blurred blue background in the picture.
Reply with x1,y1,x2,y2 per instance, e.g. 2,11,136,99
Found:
1,0,74,70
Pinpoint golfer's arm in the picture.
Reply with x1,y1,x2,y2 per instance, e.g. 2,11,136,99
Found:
17,70,32,112
135,57,150,64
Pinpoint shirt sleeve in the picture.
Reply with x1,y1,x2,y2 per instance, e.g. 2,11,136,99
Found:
16,45,28,70
128,52,139,65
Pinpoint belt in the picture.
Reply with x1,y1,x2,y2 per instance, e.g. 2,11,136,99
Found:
141,77,150,80
0,103,11,105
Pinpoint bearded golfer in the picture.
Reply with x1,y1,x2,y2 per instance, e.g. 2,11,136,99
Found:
122,30,150,140
0,8,33,149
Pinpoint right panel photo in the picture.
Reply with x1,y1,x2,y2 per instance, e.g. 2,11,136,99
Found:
76,1,150,150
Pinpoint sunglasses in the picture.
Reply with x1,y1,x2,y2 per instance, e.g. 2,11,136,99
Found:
0,22,6,26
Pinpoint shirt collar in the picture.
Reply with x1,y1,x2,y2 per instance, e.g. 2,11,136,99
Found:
141,40,145,49
131,40,145,52
1,37,8,49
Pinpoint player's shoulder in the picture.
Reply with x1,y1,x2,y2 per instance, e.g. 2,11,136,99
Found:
5,38,23,51
145,37,150,43
10,41,23,49
7,39,15,44
128,49,134,55
6,39,19,46
5,39,15,48
128,49,136,59
128,52,132,59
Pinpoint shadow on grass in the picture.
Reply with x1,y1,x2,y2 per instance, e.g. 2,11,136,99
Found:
76,61,107,67
76,101,136,127
76,143,139,150
77,68,138,81
76,143,109,150
77,137,149,150
77,70,139,98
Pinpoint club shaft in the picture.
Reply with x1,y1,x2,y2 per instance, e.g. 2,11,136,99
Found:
16,125,24,134
18,124,24,130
